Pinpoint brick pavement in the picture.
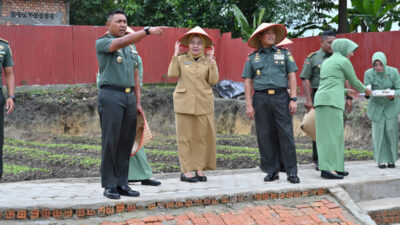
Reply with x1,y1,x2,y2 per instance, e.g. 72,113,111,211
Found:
99,198,359,225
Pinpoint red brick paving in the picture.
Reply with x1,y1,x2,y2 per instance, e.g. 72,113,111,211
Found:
100,198,359,225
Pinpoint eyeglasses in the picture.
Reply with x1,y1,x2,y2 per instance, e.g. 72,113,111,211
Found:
189,41,203,46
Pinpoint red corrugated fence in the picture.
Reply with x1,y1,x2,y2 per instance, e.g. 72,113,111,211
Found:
1,25,399,95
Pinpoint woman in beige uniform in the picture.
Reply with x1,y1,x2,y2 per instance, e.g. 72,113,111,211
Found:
168,26,219,183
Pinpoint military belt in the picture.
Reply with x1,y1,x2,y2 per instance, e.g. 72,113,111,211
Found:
254,88,286,95
100,85,134,93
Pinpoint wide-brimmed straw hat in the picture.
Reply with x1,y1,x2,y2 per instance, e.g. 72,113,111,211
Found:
276,37,293,47
179,26,213,48
248,23,287,49
131,110,153,156
300,108,316,141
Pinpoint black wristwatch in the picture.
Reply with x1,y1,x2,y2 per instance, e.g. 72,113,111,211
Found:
346,96,353,100
290,97,297,102
144,26,150,35
8,95,15,101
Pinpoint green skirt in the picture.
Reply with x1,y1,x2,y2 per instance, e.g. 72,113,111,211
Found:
315,106,345,172
372,116,399,163
128,147,153,181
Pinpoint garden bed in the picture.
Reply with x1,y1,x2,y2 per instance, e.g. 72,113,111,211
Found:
1,85,379,182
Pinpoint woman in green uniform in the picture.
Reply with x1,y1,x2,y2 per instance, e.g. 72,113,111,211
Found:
128,55,161,186
314,38,371,179
364,52,400,169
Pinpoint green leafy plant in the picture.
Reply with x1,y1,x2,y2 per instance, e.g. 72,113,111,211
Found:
232,4,265,41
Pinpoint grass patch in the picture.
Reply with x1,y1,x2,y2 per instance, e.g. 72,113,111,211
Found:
149,162,180,171
4,145,100,167
346,148,373,159
3,163,50,175
5,138,100,151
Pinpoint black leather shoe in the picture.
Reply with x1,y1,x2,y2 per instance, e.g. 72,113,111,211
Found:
103,188,120,199
180,173,197,183
195,171,207,182
287,174,300,183
141,179,161,186
336,171,349,176
378,163,386,169
264,172,279,182
388,163,396,168
117,186,140,197
321,171,343,179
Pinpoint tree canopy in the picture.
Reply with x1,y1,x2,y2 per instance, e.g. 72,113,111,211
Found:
69,0,400,38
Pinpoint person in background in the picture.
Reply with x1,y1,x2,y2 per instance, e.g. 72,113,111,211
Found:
167,26,219,183
0,37,15,181
314,38,371,179
128,54,161,186
364,52,400,169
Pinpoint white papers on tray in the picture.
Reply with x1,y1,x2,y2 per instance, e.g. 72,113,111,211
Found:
359,86,395,96
372,89,395,96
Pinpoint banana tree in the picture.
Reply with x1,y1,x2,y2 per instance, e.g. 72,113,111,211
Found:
348,0,400,32
232,4,265,41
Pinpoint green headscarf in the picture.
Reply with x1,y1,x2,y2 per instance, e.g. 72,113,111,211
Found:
372,51,387,74
331,38,358,57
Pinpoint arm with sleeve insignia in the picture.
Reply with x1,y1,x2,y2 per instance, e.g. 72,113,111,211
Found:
300,56,313,112
134,68,142,112
244,78,254,120
288,72,297,115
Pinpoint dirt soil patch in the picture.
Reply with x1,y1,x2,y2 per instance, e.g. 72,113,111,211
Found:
2,85,379,183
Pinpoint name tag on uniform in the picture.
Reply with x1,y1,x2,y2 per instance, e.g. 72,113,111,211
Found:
274,54,284,60
184,62,191,65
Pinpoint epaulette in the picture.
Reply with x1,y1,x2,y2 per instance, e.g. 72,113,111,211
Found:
178,52,187,56
248,49,259,56
307,51,317,58
0,38,9,44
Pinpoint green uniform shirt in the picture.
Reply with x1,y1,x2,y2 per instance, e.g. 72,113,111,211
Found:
96,34,138,88
299,48,331,89
0,38,14,88
241,46,298,90
314,39,365,111
364,52,400,122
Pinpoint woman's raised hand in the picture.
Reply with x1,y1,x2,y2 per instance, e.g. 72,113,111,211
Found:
174,41,180,56
207,46,215,63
